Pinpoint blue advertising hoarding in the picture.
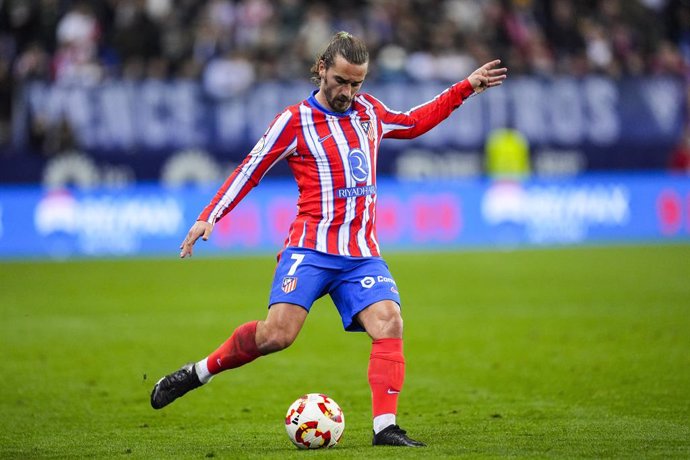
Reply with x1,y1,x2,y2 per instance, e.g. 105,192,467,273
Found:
1,174,689,260
2,76,686,186
16,77,684,154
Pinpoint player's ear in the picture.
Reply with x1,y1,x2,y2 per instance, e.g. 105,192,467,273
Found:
318,60,326,79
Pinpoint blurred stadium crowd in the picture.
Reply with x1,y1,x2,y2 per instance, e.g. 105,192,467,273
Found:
2,0,689,85
1,0,690,166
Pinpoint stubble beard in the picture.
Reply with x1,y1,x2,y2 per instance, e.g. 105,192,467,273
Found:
324,86,351,113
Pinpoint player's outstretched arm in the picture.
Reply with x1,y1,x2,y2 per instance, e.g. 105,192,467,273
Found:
468,59,508,94
179,220,213,258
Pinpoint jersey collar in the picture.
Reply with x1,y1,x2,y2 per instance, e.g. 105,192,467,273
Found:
308,90,354,117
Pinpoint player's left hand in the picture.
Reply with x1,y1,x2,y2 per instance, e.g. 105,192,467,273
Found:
468,59,508,94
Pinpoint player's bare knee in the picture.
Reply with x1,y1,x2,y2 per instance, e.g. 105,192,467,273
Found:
373,311,403,339
256,321,297,353
384,314,404,338
261,329,296,353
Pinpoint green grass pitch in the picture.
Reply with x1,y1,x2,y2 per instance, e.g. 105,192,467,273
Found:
2,244,689,458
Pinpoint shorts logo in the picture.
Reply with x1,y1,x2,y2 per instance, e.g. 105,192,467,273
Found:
360,276,376,289
282,276,298,293
377,275,396,285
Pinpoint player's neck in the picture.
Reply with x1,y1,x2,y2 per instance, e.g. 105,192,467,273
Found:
311,90,354,117
314,90,335,112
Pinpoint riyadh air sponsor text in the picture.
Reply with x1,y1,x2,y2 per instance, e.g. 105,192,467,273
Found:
336,185,376,199
34,191,183,255
481,183,630,243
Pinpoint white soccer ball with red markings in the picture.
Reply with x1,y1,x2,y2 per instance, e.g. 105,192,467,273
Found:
284,393,345,449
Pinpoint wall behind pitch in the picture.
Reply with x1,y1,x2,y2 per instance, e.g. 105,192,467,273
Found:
0,174,689,260
3,76,686,185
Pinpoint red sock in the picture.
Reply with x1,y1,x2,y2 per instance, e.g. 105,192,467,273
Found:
368,338,405,417
206,321,262,374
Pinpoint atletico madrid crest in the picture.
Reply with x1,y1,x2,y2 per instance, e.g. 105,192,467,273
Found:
360,121,375,141
282,276,298,293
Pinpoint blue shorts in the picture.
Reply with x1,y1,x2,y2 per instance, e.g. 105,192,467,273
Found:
268,247,401,332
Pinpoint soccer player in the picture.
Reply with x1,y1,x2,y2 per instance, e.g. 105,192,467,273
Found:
151,31,507,447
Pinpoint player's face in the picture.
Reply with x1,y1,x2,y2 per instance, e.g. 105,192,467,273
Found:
319,55,368,113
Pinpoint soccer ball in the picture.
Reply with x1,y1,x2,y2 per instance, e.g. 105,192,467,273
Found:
284,393,345,449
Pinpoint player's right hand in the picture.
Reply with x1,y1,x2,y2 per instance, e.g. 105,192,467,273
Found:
179,220,213,258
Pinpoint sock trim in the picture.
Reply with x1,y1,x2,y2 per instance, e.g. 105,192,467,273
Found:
373,413,396,434
195,359,213,384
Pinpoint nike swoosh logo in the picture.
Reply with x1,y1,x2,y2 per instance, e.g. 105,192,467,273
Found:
387,389,400,394
318,133,333,143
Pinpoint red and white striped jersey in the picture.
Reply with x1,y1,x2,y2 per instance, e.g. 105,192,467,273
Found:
198,79,475,257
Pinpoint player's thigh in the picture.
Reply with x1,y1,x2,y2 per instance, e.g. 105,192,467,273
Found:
330,257,401,333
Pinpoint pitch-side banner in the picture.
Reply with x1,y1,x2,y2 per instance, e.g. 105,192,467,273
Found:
0,174,689,259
